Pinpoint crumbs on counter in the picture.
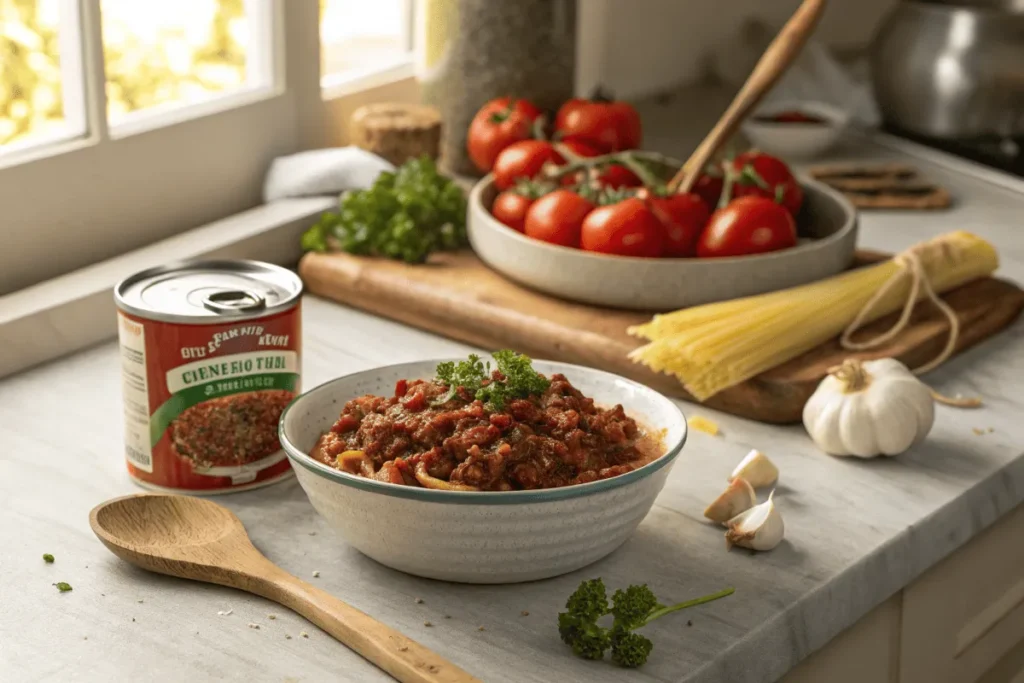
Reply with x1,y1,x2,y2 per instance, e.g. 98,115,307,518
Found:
54,582,72,592
415,597,424,604
424,621,433,627
689,416,720,436
217,609,233,616
300,631,309,639
520,611,529,617
312,570,320,578
972,427,995,435
285,634,292,640
268,614,277,620
43,553,54,563
248,623,260,630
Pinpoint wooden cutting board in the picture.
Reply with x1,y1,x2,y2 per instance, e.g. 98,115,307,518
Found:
299,250,1024,424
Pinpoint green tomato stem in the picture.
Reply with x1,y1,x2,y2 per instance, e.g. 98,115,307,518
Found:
642,587,735,626
544,151,683,188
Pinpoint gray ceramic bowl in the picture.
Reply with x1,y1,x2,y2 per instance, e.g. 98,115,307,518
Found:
468,176,858,310
279,358,686,584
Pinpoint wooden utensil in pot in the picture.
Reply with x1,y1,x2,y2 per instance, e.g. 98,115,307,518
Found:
668,0,828,194
90,493,480,683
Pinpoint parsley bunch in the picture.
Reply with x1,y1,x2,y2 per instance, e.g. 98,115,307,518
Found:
558,578,734,668
434,350,551,410
301,156,467,263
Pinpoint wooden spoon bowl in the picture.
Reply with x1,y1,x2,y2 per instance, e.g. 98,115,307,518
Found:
90,493,480,683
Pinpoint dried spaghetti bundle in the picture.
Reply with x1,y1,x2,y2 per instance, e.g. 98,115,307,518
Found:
629,231,998,401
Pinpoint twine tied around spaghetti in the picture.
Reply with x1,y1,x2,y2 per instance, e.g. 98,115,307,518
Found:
838,248,982,408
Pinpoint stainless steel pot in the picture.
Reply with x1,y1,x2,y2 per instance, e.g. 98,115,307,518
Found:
871,0,1024,139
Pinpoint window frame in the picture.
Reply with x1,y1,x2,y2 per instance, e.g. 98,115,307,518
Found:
0,0,416,296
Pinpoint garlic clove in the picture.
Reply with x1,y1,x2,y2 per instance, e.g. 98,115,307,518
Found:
729,449,779,489
704,477,756,525
725,491,784,551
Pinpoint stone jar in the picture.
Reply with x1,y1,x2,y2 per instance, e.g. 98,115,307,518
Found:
416,0,577,176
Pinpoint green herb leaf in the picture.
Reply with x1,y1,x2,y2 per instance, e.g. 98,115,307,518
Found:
433,354,489,405
54,582,72,592
301,156,468,263
557,578,732,669
433,350,549,410
43,553,54,563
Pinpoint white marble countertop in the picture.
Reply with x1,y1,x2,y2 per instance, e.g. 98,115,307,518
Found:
3,124,1024,681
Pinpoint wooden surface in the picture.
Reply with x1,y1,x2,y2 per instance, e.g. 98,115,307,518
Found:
299,249,1024,424
89,494,479,683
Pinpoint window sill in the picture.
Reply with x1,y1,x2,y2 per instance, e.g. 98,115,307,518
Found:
321,59,415,101
0,197,334,381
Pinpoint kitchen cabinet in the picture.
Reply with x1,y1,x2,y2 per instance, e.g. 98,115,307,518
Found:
783,503,1024,683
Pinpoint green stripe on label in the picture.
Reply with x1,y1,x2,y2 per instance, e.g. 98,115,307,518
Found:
150,373,299,447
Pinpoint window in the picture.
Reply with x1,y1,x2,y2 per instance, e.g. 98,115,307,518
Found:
100,0,271,131
319,0,413,93
0,0,417,297
0,0,86,154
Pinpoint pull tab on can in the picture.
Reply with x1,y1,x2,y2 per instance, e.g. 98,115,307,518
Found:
203,289,267,315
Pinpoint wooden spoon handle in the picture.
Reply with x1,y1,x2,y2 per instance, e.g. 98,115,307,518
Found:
667,0,828,194
253,564,480,683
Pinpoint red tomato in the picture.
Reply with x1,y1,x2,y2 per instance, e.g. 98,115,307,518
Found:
554,98,643,153
552,139,640,189
491,190,535,232
646,192,710,257
693,171,725,211
595,164,642,189
730,151,803,216
524,190,595,248
493,140,562,190
467,98,543,173
581,198,664,258
697,196,798,258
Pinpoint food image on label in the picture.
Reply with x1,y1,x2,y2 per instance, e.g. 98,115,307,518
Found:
170,389,295,468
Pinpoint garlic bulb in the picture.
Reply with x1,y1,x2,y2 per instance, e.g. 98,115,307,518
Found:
726,491,784,551
803,358,935,458
704,478,756,525
729,449,778,489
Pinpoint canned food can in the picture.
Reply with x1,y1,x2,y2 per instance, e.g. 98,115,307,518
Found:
114,260,302,494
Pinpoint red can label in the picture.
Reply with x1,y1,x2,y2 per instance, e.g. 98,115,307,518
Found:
117,305,301,492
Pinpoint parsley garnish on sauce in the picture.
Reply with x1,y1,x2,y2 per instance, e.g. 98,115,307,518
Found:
434,350,551,410
43,554,54,563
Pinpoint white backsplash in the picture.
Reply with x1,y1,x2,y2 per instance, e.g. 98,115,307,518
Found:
576,0,897,99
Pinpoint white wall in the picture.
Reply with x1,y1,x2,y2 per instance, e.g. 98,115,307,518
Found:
576,0,897,99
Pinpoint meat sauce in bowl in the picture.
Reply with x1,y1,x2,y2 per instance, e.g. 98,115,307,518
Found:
310,371,662,492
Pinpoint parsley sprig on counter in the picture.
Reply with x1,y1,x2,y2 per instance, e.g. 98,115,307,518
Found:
434,350,551,410
301,156,467,263
558,578,734,668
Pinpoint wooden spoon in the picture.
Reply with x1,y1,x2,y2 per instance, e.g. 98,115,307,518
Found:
90,493,480,683
667,0,828,194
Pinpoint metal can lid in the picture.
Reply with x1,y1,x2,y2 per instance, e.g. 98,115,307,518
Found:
115,259,303,324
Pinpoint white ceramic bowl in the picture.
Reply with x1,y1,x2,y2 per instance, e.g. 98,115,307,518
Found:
279,359,686,584
468,175,858,311
741,100,850,160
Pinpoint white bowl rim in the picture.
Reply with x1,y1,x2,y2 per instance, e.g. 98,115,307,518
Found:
279,358,687,506
469,174,857,267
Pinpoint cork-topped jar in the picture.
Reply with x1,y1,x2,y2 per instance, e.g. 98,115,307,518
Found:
416,0,577,176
